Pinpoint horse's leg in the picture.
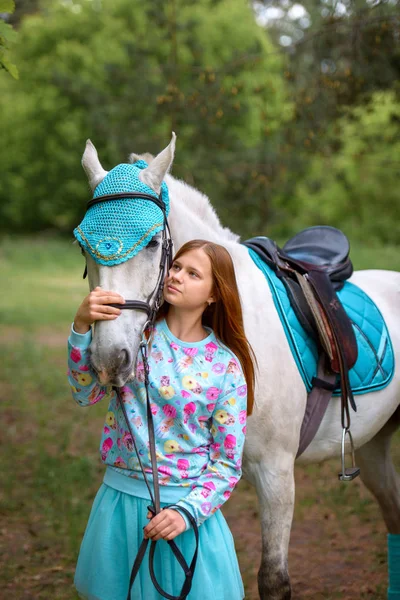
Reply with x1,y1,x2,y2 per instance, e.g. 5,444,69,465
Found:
355,405,400,533
248,457,295,600
355,405,400,598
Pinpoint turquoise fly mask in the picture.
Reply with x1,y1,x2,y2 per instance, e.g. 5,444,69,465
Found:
74,160,170,266
74,158,173,327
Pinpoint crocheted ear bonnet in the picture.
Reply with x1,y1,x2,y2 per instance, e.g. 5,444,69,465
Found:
74,160,170,266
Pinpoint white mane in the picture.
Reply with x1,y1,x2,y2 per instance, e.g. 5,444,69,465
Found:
129,150,238,243
165,173,240,243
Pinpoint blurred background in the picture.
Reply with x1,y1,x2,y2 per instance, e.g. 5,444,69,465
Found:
0,0,399,598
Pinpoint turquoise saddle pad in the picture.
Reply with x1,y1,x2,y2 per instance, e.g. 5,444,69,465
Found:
247,247,395,396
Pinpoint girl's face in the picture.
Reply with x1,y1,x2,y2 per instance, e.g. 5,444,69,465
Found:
163,248,215,312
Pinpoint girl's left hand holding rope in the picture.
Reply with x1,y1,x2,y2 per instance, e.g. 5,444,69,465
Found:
144,508,186,541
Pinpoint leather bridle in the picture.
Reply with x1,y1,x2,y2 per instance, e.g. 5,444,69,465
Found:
80,190,199,600
83,191,174,329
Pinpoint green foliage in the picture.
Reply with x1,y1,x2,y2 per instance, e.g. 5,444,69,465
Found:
256,0,400,127
0,0,15,10
0,0,289,234
1,0,399,245
274,91,400,243
251,0,400,243
0,0,18,78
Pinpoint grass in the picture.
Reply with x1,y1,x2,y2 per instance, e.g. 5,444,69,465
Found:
1,234,399,599
0,235,99,598
0,235,87,328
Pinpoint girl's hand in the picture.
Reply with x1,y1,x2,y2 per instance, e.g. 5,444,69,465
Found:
73,286,125,333
144,508,187,541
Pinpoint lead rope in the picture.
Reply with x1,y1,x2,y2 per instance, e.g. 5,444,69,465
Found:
112,217,198,600
114,339,199,600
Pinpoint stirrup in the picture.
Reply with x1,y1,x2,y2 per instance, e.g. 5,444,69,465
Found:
338,428,360,481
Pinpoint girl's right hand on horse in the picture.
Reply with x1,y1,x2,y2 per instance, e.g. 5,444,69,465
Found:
73,286,125,334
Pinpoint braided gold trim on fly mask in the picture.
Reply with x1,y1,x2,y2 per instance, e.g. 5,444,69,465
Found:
75,222,163,262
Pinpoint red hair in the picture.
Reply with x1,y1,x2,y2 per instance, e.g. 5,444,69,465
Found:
157,240,257,416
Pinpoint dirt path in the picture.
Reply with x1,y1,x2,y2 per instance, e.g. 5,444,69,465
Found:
1,475,387,600
0,326,393,599
3,478,386,600
224,473,388,599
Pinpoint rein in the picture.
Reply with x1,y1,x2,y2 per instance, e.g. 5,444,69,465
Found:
81,190,199,600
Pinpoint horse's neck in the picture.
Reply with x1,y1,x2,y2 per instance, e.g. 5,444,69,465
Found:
165,173,298,401
166,174,239,250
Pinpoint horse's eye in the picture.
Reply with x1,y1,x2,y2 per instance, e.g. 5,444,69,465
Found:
147,238,159,249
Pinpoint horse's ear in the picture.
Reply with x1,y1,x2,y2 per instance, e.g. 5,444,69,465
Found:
82,139,109,191
139,132,176,194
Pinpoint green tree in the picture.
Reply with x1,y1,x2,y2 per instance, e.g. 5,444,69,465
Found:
0,0,290,234
250,0,400,241
275,91,400,243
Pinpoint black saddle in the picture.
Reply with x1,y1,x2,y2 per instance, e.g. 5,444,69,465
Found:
245,226,353,289
243,226,354,341
243,226,358,449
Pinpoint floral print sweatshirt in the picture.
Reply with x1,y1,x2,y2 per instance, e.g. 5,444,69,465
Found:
67,318,247,528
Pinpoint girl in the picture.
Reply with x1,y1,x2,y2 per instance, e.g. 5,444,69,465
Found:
68,239,256,600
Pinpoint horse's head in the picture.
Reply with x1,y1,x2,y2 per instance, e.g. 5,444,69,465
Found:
75,134,176,387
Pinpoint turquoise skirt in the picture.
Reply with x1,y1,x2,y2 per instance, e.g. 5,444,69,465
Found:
74,483,245,600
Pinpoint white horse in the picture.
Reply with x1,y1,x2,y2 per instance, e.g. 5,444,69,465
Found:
80,134,400,599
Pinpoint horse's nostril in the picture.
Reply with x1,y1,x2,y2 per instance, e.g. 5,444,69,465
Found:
118,349,131,371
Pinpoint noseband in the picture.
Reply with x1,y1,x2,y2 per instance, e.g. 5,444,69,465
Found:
80,190,199,600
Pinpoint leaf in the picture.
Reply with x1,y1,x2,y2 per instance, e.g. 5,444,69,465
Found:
0,52,18,78
0,19,17,43
0,0,15,14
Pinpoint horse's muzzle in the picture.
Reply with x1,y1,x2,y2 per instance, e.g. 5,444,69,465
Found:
91,348,134,387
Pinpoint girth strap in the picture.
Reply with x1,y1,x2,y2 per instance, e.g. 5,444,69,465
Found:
296,356,337,458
